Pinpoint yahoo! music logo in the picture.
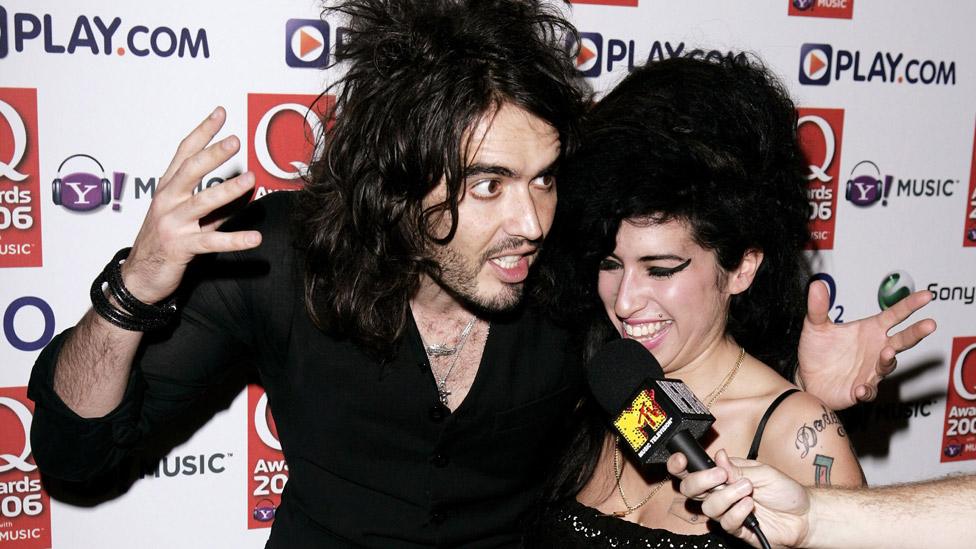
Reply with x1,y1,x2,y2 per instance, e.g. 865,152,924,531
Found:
844,159,958,209
50,154,125,212
788,0,854,19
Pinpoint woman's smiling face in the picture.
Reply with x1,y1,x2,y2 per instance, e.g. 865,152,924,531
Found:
597,218,740,373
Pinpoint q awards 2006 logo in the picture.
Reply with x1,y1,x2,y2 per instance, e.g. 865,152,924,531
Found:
964,120,976,247
0,88,42,267
247,385,287,530
0,387,52,547
941,337,976,462
796,108,843,250
247,93,335,199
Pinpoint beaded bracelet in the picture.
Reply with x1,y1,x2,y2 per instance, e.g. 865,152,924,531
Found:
90,247,178,331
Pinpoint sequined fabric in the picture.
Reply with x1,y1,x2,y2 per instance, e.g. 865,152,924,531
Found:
524,499,746,548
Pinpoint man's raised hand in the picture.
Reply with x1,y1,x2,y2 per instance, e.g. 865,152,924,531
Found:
796,280,936,410
122,107,262,304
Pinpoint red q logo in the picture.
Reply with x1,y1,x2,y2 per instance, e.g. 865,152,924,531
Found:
942,337,976,462
0,396,35,473
247,384,287,530
796,108,844,250
253,391,281,451
253,103,322,181
953,342,976,401
0,99,28,182
0,87,42,267
797,114,836,183
246,93,334,199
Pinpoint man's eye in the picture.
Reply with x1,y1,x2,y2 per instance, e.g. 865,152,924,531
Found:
471,179,501,197
533,175,555,190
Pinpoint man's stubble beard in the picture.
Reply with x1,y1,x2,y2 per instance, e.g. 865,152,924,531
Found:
427,241,526,314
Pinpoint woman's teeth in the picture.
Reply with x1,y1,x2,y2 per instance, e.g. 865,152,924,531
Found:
623,320,671,339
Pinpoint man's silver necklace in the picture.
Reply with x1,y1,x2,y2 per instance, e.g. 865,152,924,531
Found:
423,317,479,407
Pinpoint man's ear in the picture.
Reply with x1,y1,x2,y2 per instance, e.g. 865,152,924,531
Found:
727,248,764,295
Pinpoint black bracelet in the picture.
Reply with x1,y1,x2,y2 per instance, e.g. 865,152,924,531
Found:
105,248,178,319
89,248,177,332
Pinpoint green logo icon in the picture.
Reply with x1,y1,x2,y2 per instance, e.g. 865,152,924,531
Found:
878,271,915,310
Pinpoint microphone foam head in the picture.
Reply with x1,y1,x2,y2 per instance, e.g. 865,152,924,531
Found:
587,338,665,414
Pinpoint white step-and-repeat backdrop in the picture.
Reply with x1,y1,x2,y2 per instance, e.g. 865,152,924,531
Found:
1,0,974,546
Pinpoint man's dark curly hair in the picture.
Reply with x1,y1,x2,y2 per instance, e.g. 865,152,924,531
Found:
294,0,588,357
534,55,812,505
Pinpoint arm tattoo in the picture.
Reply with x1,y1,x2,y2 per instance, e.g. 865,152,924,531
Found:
795,405,847,458
814,454,834,487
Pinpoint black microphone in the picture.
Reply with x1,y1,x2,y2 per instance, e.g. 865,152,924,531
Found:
587,338,767,542
587,338,716,469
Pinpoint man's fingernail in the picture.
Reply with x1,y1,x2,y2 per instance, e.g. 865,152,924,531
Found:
222,136,238,150
210,107,222,119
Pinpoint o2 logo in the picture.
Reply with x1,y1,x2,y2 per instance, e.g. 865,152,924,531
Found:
3,296,54,352
811,273,844,323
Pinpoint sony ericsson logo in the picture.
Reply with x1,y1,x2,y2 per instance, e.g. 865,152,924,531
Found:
0,396,36,473
877,271,914,311
880,271,976,309
799,43,956,86
0,8,209,59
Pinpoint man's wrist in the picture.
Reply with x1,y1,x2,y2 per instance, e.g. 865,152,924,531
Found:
798,486,819,549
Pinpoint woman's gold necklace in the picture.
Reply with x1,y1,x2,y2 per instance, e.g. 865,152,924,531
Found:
610,347,746,517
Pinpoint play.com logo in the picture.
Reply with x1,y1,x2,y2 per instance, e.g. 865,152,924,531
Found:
799,44,833,85
799,42,956,86
575,33,602,77
0,7,209,60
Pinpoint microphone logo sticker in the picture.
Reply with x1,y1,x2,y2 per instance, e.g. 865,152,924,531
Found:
614,389,668,450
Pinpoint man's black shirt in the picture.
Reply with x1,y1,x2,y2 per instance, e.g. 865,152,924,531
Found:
28,191,583,547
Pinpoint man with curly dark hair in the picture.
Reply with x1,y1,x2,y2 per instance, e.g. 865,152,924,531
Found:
28,1,933,546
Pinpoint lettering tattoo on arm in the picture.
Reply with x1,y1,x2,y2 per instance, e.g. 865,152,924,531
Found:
794,405,847,458
814,454,834,487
